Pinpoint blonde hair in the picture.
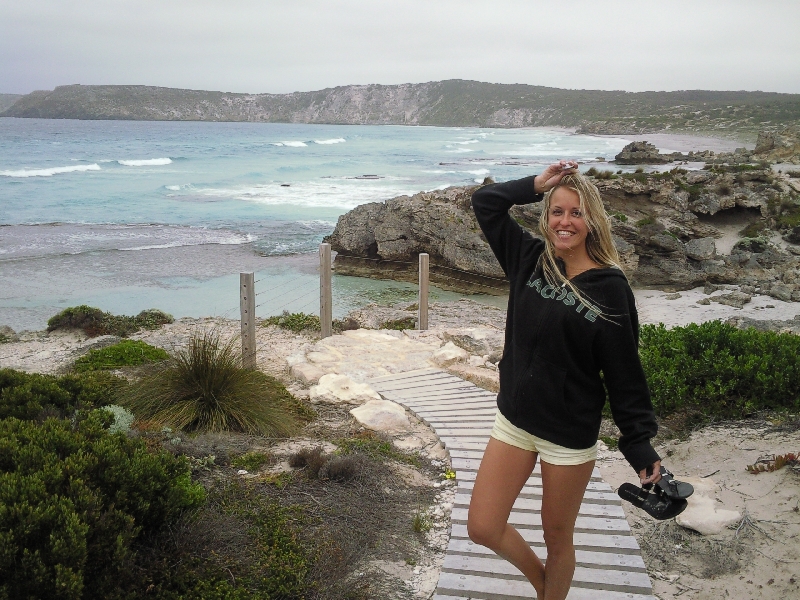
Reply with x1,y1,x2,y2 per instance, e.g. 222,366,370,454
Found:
537,173,623,316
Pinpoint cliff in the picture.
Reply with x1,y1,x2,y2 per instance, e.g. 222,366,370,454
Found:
0,94,23,113
3,82,800,134
325,164,800,296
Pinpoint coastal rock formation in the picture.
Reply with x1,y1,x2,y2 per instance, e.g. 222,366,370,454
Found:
614,142,672,164
752,126,800,164
327,166,800,293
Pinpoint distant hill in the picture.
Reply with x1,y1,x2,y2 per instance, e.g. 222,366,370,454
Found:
0,94,23,113
3,81,800,136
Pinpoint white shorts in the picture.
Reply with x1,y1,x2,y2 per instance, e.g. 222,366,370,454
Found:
490,411,598,466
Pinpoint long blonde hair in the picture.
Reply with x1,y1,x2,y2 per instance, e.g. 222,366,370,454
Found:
537,173,623,317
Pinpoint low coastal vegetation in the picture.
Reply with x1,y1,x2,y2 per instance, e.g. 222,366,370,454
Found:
4,307,800,597
639,321,800,429
73,339,169,371
48,305,173,337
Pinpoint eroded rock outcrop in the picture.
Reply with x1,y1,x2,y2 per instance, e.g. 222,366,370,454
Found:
326,166,800,293
752,126,800,164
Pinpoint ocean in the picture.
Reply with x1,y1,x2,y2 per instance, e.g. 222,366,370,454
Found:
0,118,636,331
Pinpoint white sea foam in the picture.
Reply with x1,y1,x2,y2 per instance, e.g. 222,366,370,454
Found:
0,164,101,178
465,169,490,176
118,158,172,166
165,184,192,191
314,138,346,145
452,139,480,145
194,180,417,210
271,141,308,147
445,148,474,153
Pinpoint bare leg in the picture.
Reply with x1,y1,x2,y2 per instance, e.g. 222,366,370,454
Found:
540,460,595,600
467,437,545,597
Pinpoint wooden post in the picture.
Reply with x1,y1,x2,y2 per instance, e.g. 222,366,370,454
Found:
320,243,332,338
418,253,429,330
240,272,256,369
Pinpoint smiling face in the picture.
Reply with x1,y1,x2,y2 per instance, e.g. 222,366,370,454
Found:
546,186,590,257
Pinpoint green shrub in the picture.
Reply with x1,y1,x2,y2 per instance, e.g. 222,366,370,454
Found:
336,430,419,466
0,410,204,599
595,169,615,180
262,311,320,333
121,331,304,435
73,339,169,372
47,305,173,338
639,321,800,423
0,368,124,421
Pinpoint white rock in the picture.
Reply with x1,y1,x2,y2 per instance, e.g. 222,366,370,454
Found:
431,341,468,367
467,354,486,368
285,351,307,368
289,361,326,385
309,373,381,404
350,399,412,432
675,477,741,536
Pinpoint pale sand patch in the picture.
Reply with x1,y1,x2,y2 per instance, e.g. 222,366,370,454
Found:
634,287,799,328
599,421,800,600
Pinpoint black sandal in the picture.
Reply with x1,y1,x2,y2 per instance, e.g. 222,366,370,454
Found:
618,482,688,520
656,466,694,500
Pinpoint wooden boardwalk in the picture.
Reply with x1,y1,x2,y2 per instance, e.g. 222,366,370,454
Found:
368,368,656,600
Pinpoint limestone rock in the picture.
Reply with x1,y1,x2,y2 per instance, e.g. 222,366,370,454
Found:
290,362,326,385
752,126,800,164
712,291,752,309
350,399,411,432
685,237,716,261
431,341,468,367
309,373,381,404
614,141,670,164
675,477,741,536
442,327,504,361
445,362,500,393
768,283,794,302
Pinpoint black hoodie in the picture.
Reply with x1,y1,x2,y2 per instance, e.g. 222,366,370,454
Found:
472,176,660,473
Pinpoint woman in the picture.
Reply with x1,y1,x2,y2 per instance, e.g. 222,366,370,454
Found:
467,161,662,600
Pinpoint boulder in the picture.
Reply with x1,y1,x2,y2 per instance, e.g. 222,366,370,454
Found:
290,362,326,385
350,399,412,432
648,233,685,254
685,237,716,261
309,373,381,404
767,283,794,302
442,327,504,361
711,291,752,309
752,126,800,164
614,141,670,164
675,477,741,536
431,341,468,367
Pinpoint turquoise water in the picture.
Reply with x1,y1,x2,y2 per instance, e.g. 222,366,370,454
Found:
0,118,633,330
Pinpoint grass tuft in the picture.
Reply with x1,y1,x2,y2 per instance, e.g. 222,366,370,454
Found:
120,331,304,436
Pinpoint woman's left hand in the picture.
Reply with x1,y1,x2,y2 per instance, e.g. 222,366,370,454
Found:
639,460,662,486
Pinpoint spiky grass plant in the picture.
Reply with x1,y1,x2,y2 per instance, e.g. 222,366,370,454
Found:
121,331,298,436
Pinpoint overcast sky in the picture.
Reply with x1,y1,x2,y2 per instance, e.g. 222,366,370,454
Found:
1,0,798,96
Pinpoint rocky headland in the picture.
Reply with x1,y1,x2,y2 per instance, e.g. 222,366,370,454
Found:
3,82,799,136
326,134,800,295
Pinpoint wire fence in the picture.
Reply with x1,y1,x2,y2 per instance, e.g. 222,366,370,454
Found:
233,245,509,366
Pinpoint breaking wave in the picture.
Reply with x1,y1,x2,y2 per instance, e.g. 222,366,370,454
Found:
118,158,172,166
0,164,101,178
314,138,346,145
